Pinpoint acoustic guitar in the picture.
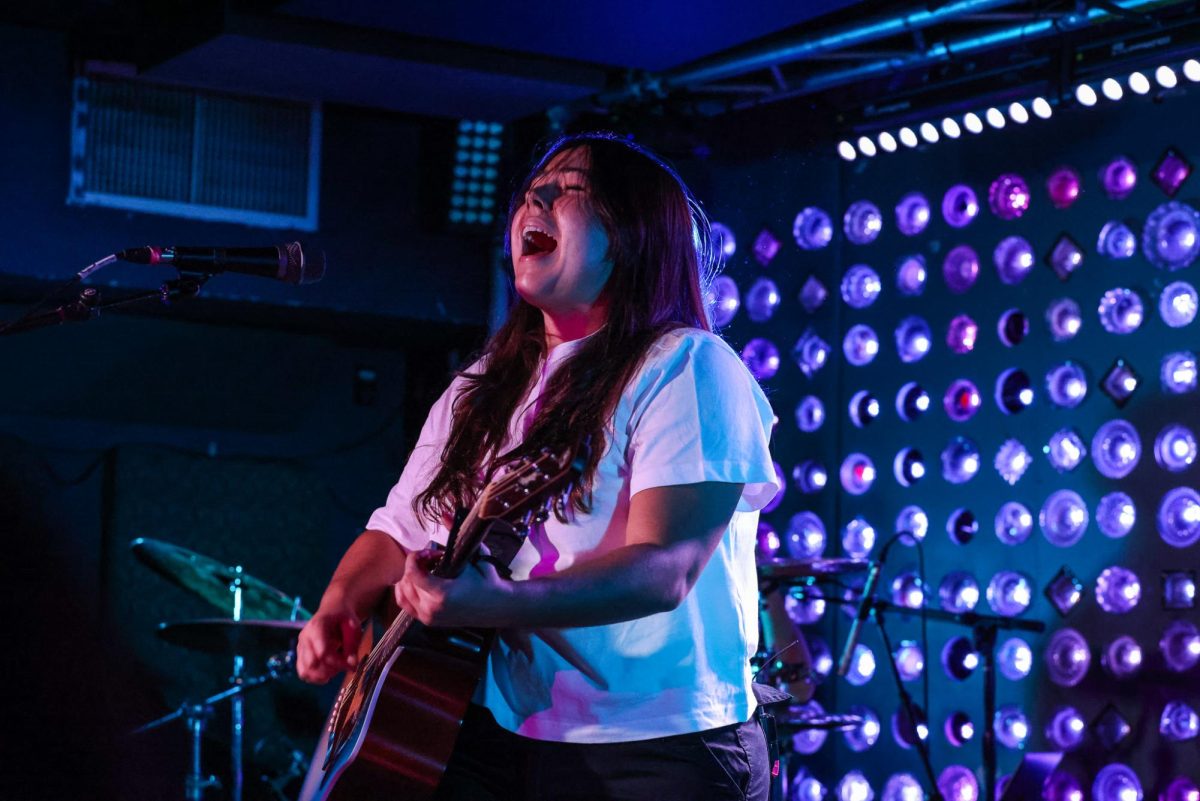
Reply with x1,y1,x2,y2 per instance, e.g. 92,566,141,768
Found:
300,445,583,801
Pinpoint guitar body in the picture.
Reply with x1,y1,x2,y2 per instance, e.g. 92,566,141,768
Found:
303,625,493,801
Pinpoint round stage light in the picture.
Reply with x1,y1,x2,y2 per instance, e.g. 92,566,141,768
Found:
1098,220,1136,259
1046,362,1088,408
1047,297,1083,341
844,324,879,366
1045,428,1087,472
844,200,883,245
994,440,1031,487
1185,59,1200,82
756,522,780,559
1044,771,1085,801
943,245,980,293
1102,77,1124,101
944,379,981,422
942,437,980,484
998,309,1028,347
945,711,974,747
1160,620,1200,671
837,770,875,801
947,508,978,545
1102,636,1143,679
1095,566,1141,613
844,706,881,752
895,316,932,364
840,453,876,495
1032,97,1053,118
995,368,1034,414
896,382,930,421
795,395,825,432
895,254,927,296
893,448,925,487
1093,764,1142,801
848,390,880,429
943,636,980,681
985,107,1006,128
794,330,831,377
785,512,826,559
894,641,925,682
741,338,780,380
1098,287,1144,333
843,516,876,558
1128,71,1151,95
994,706,1029,748
938,765,979,801
1156,65,1179,89
790,701,830,755
1046,165,1082,209
1076,84,1098,106
745,277,780,322
1045,706,1087,751
708,274,740,326
844,643,877,686
1155,424,1197,472
793,460,828,494
896,506,929,543
1040,489,1088,547
995,501,1033,545
1100,156,1137,199
1096,492,1136,538
890,571,924,610
989,173,1030,219
1045,628,1091,687
939,572,980,612
963,112,984,134
1092,420,1142,478
1007,102,1029,124
794,207,834,250
899,126,919,147
998,637,1033,680
857,136,878,158
920,122,939,143
882,774,923,801
838,141,857,161
941,117,962,138
1160,282,1199,327
1162,351,1199,394
994,236,1035,284
1143,201,1200,271
946,315,978,354
987,570,1032,616
942,185,979,228
1157,487,1200,547
895,193,930,237
785,584,826,625
841,264,882,309
878,131,898,152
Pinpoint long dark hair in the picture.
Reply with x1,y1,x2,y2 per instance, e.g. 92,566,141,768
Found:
414,132,718,524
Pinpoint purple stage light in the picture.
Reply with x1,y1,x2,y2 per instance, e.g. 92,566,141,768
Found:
844,324,880,366
993,235,1035,284
1152,147,1192,197
1160,701,1199,742
1047,298,1083,341
995,368,1034,414
708,275,740,327
844,201,883,245
1044,771,1085,801
988,173,1031,219
1096,566,1141,613
1097,492,1136,538
753,228,781,265
895,254,927,296
1101,635,1143,679
1046,566,1084,616
745,277,781,322
837,771,874,801
1098,221,1137,259
844,706,882,752
998,637,1033,680
894,641,925,682
842,264,882,309
792,774,828,801
1101,360,1140,406
939,572,980,612
795,395,825,432
1093,420,1141,477
997,309,1028,346
895,193,931,237
891,571,925,610
994,706,1029,748
1160,281,1198,327
1101,156,1137,199
756,522,780,560
1143,201,1200,270
741,338,780,380
794,329,831,378
842,517,876,558
1099,288,1144,333
1158,487,1200,547
763,462,785,513
1045,428,1087,472
710,222,737,259
896,382,930,421
987,570,1032,616
895,316,932,364
1163,571,1196,610
790,700,829,755
785,512,826,560
844,643,877,686
881,774,923,801
942,185,979,228
947,508,978,545
995,501,1033,544
893,448,925,487
1161,620,1200,671
1094,705,1133,751
944,379,982,422
1041,489,1089,547
896,506,929,543
793,460,828,494
994,441,1032,487
943,636,980,681
848,391,880,428
1155,424,1197,472
794,207,834,250
785,584,826,625
1047,234,1084,280
799,275,829,313
942,437,981,484
1045,628,1090,687
945,711,974,747
1162,777,1200,801
1046,362,1088,408
1093,764,1142,801
937,766,979,801
1046,707,1087,751
1047,166,1082,209
943,245,980,293
840,453,876,495
946,315,978,355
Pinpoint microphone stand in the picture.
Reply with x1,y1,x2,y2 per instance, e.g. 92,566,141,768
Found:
0,275,208,336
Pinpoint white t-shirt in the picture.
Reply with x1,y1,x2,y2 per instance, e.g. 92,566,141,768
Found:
366,327,780,743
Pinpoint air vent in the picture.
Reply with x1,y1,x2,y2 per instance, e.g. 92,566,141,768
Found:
68,76,320,230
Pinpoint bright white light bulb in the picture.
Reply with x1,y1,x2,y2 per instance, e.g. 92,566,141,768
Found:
838,141,857,161
1008,102,1029,123
896,127,917,148
942,117,962,138
1076,84,1098,106
985,107,1006,128
920,122,940,143
878,131,898,152
1185,59,1200,82
1129,71,1151,94
1156,65,1178,89
1102,77,1124,101
1032,97,1053,118
857,136,877,157
963,112,984,134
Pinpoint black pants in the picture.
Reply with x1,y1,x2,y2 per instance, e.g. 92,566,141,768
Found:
434,704,770,801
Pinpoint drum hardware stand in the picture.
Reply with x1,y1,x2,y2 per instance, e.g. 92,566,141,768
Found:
0,275,209,336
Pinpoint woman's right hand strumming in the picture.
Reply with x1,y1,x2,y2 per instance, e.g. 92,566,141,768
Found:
297,605,364,685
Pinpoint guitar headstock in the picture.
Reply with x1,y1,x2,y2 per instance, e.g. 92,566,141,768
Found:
477,444,585,527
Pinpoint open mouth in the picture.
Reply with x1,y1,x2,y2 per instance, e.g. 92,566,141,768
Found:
521,229,558,257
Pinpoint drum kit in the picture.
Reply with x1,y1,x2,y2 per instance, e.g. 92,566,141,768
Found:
129,537,313,801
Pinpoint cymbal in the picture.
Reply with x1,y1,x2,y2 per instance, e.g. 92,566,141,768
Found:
157,619,305,658
132,537,312,621
757,557,870,581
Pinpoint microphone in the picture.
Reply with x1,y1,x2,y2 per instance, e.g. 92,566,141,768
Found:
837,537,898,677
116,242,325,285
